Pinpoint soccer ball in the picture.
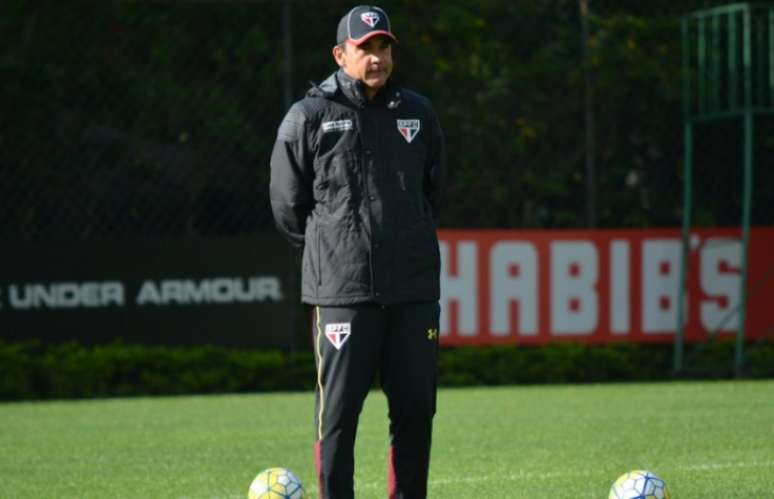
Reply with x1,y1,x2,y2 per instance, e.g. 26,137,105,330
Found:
609,470,670,499
248,467,308,499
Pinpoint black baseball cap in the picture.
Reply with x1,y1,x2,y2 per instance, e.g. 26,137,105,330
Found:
336,5,398,45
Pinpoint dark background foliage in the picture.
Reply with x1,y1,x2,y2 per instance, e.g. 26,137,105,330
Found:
2,0,772,242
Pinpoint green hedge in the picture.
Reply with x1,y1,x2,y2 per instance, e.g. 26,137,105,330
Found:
0,341,316,400
1,339,773,401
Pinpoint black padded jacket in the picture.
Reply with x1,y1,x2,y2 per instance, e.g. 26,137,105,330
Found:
269,69,445,306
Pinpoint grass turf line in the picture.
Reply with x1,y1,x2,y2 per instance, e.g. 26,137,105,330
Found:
1,380,773,498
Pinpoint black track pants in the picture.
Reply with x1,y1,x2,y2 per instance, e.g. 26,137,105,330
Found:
312,301,440,499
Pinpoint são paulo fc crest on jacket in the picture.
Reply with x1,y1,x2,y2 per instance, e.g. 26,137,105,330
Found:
397,119,420,143
325,322,351,350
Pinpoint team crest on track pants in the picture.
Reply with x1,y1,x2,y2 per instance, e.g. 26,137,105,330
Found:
312,301,440,499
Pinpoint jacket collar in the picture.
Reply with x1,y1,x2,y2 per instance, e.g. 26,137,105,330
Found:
336,69,369,108
308,70,401,109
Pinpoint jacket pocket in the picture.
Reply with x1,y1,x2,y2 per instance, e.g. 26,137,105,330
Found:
401,219,440,280
313,150,357,216
316,220,370,299
397,144,428,222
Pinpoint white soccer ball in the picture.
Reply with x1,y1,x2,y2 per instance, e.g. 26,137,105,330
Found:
248,467,307,499
609,469,670,499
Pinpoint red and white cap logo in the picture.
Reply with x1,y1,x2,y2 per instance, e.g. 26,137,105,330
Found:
360,12,380,28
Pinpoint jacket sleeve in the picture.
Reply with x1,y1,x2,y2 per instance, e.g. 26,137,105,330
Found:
424,102,446,225
270,103,315,248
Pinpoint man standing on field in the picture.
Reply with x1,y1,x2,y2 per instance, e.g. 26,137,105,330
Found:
269,5,446,498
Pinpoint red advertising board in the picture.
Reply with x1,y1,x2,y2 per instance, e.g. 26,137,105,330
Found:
437,227,774,345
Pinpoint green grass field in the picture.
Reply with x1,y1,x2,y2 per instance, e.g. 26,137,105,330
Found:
2,380,773,498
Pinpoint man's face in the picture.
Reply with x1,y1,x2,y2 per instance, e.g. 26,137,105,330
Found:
334,36,394,95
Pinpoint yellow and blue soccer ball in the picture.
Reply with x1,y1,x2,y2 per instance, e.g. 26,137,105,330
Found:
609,469,670,499
248,467,307,499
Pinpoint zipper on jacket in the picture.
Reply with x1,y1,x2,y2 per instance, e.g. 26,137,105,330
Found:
357,110,378,300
